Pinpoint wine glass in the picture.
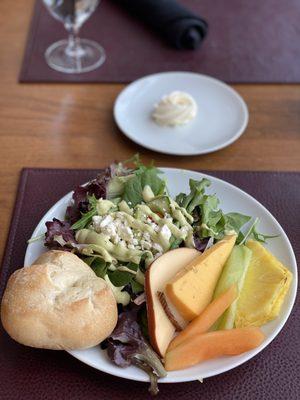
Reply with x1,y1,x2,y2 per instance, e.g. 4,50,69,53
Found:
43,0,106,74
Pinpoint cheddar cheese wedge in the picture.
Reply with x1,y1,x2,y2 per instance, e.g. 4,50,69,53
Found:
165,235,237,321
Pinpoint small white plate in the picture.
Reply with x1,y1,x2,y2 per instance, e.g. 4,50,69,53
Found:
25,168,297,385
114,72,248,156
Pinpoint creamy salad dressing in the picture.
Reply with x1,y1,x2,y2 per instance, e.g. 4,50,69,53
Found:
104,275,130,306
77,230,144,264
76,196,195,268
152,91,197,126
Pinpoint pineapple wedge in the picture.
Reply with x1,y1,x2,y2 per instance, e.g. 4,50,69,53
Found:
235,240,292,327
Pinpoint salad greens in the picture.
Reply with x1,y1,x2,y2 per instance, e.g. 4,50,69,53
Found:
176,178,252,243
71,196,99,230
43,154,273,305
107,308,166,395
40,155,275,391
122,165,166,207
176,177,272,246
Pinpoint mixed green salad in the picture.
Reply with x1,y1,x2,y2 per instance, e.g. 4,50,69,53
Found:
39,155,274,394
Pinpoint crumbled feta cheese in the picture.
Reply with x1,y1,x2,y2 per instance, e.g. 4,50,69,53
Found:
160,224,172,241
92,215,104,232
100,215,113,228
146,217,159,232
100,219,120,243
91,209,171,255
110,233,120,245
140,240,152,250
142,232,150,242
104,223,116,236
118,225,133,242
92,215,102,225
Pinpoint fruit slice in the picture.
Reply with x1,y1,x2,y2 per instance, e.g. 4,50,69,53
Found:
164,327,265,371
235,240,293,327
168,284,238,351
145,248,200,357
212,245,252,330
165,235,237,321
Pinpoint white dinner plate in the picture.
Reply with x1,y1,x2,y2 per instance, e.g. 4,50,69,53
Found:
114,72,249,156
25,168,297,384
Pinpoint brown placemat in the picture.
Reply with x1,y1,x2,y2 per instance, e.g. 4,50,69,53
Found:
20,0,300,83
0,168,299,400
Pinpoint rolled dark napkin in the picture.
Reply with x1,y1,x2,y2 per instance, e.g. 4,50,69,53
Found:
112,0,208,49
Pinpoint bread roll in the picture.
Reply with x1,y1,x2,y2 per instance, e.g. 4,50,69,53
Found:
1,251,118,350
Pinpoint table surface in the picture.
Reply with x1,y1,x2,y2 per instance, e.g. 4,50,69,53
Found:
0,0,299,263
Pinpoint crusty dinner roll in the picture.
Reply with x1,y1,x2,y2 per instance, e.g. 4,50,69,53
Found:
1,251,118,350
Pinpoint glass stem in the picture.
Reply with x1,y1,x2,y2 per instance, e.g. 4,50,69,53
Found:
65,27,84,58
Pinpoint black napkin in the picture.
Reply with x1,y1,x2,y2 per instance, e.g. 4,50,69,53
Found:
113,0,208,49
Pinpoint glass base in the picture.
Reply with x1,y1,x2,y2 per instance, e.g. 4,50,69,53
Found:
45,38,106,74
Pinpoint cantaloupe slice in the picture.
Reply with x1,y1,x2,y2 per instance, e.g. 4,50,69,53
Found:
168,284,238,351
165,235,237,320
164,327,265,371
